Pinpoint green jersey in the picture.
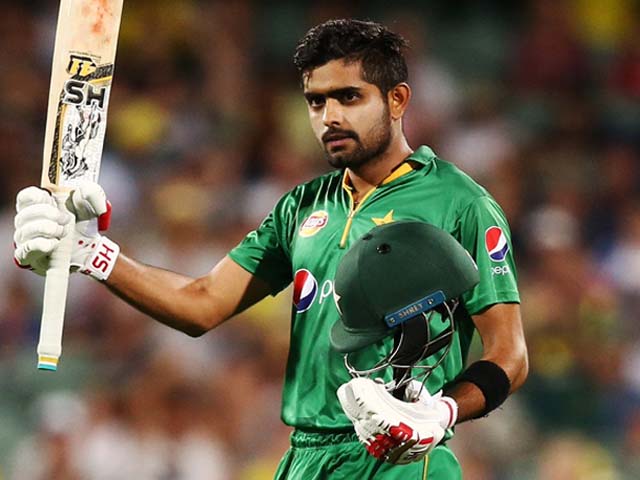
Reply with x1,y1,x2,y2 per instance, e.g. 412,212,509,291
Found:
229,145,520,429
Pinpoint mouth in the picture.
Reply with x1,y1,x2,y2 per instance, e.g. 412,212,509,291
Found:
325,138,353,149
323,133,355,149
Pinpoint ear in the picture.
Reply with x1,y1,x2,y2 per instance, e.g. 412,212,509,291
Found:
387,83,411,121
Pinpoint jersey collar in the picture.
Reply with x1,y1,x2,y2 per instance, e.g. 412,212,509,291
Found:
338,145,436,249
406,145,437,166
341,162,414,193
341,145,436,192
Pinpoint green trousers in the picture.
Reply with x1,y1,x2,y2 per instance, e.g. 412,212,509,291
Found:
274,429,462,480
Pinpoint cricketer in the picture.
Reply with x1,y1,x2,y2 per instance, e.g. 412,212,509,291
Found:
14,19,528,479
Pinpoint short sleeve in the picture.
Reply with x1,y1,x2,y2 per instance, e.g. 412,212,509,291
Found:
228,201,293,295
456,196,520,315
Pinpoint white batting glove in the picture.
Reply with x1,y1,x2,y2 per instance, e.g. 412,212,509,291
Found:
404,380,458,431
337,377,457,465
14,182,120,281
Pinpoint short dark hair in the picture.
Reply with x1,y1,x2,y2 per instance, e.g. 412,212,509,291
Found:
293,19,409,94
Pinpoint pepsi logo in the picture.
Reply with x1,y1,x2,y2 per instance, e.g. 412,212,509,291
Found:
293,269,318,312
485,226,509,262
299,211,329,237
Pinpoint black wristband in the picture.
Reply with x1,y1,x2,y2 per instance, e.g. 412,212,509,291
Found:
457,360,511,417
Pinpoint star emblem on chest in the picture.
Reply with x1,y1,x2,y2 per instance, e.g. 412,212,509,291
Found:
372,209,394,226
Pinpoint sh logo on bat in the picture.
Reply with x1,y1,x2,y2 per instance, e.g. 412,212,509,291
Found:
63,55,108,110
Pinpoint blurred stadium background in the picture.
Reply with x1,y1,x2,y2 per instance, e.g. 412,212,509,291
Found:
2,0,640,478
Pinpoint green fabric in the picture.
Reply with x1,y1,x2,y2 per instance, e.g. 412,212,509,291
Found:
228,145,520,430
274,429,461,479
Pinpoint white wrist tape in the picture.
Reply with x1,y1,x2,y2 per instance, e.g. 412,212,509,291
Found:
81,236,120,281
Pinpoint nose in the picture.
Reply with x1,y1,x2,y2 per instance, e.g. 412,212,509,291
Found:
322,98,343,127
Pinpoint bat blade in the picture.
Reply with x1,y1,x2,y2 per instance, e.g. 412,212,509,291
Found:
38,0,124,371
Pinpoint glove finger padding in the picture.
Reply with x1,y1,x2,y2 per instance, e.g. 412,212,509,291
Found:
370,412,436,464
14,220,66,244
14,188,70,275
14,238,59,276
16,186,55,211
337,380,366,422
14,203,70,230
352,417,380,446
68,181,107,221
354,415,426,465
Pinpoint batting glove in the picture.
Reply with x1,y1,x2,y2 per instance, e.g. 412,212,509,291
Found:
337,377,457,465
404,380,458,430
14,182,120,281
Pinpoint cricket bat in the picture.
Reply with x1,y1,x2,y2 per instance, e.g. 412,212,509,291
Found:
38,0,124,371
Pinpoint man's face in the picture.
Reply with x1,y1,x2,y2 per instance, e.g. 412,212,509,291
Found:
303,60,392,169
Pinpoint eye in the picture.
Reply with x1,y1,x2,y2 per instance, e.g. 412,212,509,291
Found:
306,95,325,108
341,91,360,103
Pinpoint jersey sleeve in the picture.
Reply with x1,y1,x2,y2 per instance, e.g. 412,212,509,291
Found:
456,195,520,315
228,196,294,295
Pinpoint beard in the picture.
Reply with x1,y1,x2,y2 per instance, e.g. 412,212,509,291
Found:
322,108,392,170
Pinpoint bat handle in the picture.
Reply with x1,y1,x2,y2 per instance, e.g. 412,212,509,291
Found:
37,191,75,371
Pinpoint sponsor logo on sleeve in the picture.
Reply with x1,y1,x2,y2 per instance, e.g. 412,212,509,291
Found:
491,265,511,276
485,226,510,262
299,210,329,237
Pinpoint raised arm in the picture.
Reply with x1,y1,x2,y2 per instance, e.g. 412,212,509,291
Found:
14,183,274,337
105,254,273,337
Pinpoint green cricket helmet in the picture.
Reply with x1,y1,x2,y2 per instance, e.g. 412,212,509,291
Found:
330,221,480,393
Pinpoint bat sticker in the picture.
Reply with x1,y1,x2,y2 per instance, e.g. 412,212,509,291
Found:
49,54,114,187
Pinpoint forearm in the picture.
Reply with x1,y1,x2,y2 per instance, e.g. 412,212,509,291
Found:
104,253,223,336
446,303,529,423
445,353,527,423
